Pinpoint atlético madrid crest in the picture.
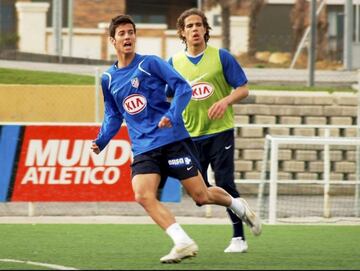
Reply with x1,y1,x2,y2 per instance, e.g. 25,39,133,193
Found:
131,77,139,88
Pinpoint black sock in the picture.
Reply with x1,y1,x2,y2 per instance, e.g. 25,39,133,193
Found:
227,208,245,240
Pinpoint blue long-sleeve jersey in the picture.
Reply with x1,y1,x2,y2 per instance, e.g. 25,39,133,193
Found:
95,54,192,156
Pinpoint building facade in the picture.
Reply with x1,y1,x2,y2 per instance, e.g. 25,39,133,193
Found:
5,0,360,63
13,0,249,60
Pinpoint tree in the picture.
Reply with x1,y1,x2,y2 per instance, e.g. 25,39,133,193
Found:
203,0,265,56
203,0,234,50
247,0,265,57
290,0,328,60
290,0,307,55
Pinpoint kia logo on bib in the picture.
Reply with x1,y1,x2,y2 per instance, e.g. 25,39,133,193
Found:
191,82,214,100
123,94,147,115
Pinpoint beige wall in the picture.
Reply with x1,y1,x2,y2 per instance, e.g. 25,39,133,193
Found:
15,2,50,54
0,85,104,122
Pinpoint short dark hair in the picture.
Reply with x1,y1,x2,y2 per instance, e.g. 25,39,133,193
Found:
176,8,211,45
109,15,136,38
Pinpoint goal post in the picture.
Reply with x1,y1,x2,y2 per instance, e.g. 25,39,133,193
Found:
264,134,360,224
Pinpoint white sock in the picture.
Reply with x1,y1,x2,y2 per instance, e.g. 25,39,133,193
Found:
228,197,245,217
166,223,193,246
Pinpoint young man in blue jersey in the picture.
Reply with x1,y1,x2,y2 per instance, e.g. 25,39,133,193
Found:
91,14,261,264
168,8,261,253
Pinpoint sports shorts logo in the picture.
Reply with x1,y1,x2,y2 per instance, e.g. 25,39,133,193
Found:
123,94,147,115
225,145,232,150
168,156,192,167
191,82,214,100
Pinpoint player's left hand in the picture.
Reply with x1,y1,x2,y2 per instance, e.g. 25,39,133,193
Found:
208,99,228,120
91,141,101,154
158,116,172,128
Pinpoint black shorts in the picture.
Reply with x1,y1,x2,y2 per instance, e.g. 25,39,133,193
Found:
131,138,200,187
194,129,240,198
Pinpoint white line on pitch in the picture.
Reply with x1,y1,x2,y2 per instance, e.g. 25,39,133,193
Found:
0,259,78,270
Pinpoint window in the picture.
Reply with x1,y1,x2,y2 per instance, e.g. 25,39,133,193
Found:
127,0,167,24
0,0,17,49
0,0,16,33
131,14,166,24
126,0,196,28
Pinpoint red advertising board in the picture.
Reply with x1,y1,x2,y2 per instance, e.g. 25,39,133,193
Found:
11,125,135,201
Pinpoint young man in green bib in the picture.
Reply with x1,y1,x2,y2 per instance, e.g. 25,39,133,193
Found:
167,8,262,253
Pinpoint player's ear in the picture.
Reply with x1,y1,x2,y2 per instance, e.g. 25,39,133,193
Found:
109,37,115,45
180,29,185,38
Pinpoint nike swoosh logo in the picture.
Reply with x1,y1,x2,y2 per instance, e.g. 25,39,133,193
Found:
225,145,232,150
186,166,193,171
189,73,208,85
138,60,151,76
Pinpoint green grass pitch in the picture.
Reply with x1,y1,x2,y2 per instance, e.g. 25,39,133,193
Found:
0,224,359,270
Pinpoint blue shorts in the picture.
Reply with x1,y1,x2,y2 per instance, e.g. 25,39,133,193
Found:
131,138,200,186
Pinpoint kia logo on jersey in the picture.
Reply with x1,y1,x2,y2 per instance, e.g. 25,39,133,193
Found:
123,94,147,115
191,82,214,100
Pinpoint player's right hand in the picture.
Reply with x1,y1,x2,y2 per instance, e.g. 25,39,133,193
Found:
91,141,100,154
158,116,172,128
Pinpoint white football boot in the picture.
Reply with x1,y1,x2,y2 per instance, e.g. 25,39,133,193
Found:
224,237,248,253
237,198,262,236
160,241,199,264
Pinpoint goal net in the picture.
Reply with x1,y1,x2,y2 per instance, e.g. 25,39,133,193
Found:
257,134,360,224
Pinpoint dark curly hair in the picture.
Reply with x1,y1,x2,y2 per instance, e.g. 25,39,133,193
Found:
176,8,212,47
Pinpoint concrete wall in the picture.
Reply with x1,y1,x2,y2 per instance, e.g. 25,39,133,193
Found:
234,90,358,182
15,2,50,54
44,24,224,61
0,86,357,181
